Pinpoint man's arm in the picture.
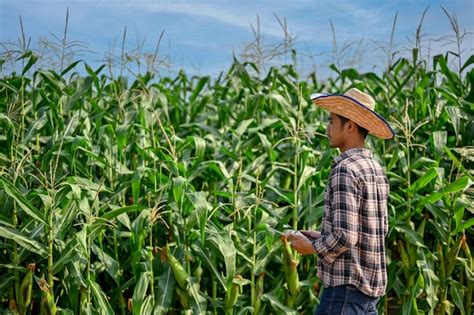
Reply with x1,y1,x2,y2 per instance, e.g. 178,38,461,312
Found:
312,164,360,264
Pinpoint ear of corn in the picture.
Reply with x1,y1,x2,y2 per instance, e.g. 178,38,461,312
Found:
166,247,189,290
18,263,35,313
287,260,300,296
252,273,265,315
280,235,300,307
38,278,57,315
225,280,241,311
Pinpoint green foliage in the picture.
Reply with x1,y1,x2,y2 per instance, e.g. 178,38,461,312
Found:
0,47,473,315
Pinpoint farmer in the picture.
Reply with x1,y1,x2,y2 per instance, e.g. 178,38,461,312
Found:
286,88,394,314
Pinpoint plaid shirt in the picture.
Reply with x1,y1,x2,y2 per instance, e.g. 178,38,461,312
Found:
312,148,389,297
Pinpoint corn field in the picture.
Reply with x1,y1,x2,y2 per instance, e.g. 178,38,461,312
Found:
0,33,473,314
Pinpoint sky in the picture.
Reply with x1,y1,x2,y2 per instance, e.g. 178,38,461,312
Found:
1,0,473,77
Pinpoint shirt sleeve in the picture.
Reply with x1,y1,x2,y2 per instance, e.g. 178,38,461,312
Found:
312,164,360,265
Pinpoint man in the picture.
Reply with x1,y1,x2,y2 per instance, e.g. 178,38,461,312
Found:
286,88,394,314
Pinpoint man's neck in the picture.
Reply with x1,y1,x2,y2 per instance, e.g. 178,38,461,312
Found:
339,142,365,153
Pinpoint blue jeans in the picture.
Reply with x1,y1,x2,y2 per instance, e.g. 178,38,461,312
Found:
315,285,379,315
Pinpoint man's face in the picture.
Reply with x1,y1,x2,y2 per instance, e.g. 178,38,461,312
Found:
327,113,346,148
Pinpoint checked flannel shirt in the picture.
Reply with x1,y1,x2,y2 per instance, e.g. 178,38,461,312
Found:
312,148,389,297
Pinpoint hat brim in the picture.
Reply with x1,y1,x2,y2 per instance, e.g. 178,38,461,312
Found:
311,94,395,139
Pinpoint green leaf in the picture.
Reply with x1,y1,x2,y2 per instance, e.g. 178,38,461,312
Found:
257,132,272,150
20,51,38,75
417,255,439,309
0,275,16,292
443,176,471,194
53,240,78,274
190,76,209,102
172,177,186,205
66,76,92,110
418,176,472,208
90,280,115,315
461,54,474,72
206,224,236,287
457,258,474,281
92,244,121,285
116,124,131,159
192,244,227,290
408,167,438,193
235,119,253,137
155,264,175,313
132,271,151,314
132,171,141,205
186,191,210,245
39,70,61,92
444,146,470,175
450,280,466,315
192,136,206,159
458,217,474,232
61,60,82,76
445,106,461,140
269,93,292,112
186,277,207,313
101,205,146,220
262,292,298,314
297,165,315,192
410,157,438,170
0,177,47,225
394,223,426,248
432,131,447,159
0,225,48,258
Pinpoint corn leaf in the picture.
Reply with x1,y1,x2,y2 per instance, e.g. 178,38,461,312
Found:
408,167,438,193
0,225,48,258
192,243,227,290
0,177,47,225
132,271,151,314
450,280,466,315
90,280,114,315
262,292,298,314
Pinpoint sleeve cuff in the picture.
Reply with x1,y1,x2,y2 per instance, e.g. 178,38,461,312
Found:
312,238,337,265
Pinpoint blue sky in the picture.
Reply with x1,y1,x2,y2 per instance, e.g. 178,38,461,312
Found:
1,0,473,77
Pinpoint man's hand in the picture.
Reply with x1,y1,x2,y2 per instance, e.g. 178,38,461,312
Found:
283,231,318,255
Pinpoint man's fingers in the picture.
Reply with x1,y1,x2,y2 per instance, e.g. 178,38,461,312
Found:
300,230,321,239
283,231,304,241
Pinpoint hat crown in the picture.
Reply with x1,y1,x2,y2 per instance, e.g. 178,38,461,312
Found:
344,88,375,110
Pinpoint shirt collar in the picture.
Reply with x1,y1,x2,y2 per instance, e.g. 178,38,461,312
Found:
333,147,372,166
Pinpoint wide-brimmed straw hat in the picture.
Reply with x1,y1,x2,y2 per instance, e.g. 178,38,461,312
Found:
311,88,395,139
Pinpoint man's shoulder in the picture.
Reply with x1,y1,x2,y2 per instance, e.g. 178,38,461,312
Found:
336,154,385,176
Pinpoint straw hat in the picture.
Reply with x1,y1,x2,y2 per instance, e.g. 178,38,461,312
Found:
311,88,395,139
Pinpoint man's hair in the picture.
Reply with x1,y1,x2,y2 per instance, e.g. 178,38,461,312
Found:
336,114,369,139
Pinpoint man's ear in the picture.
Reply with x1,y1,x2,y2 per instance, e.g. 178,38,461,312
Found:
347,120,357,133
